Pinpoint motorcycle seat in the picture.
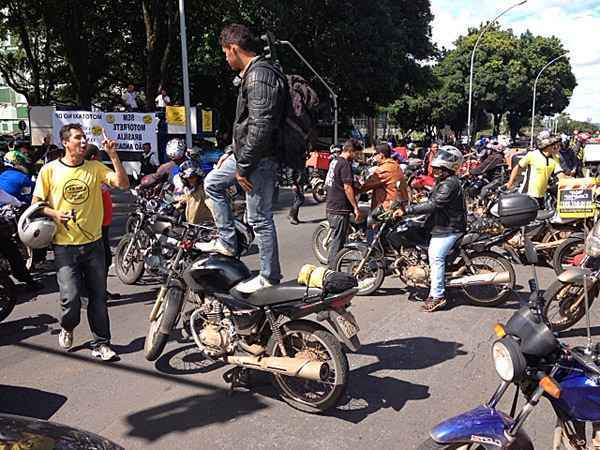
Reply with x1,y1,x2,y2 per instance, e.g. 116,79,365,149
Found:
231,280,322,307
457,233,479,247
536,209,554,221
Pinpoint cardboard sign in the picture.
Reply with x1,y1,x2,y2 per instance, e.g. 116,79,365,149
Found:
558,188,595,218
201,110,213,132
166,106,186,126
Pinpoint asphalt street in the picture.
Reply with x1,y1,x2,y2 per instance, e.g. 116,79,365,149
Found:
1,189,598,450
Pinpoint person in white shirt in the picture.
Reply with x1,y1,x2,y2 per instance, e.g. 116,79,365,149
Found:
122,84,140,111
155,88,170,108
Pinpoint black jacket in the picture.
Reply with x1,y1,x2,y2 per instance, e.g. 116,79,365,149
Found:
406,175,466,235
232,56,287,177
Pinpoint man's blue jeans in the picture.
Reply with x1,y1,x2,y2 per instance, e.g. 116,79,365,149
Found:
204,155,282,283
54,239,110,348
428,233,461,299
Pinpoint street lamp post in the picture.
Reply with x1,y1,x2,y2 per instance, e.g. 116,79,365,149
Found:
529,52,569,148
178,0,193,148
466,0,528,141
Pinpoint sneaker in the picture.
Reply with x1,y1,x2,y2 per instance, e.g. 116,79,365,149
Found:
235,275,273,294
58,328,73,350
92,344,117,361
195,239,235,257
422,296,447,312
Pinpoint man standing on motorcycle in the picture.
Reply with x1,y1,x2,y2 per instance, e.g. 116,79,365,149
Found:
394,146,466,312
325,139,363,269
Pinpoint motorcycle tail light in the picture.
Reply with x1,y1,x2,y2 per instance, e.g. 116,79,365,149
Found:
178,240,193,250
494,324,506,338
540,376,561,399
330,294,353,309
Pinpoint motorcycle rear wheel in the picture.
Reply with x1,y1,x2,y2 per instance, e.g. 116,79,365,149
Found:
335,247,385,296
115,235,145,285
461,252,515,307
543,280,598,332
311,223,330,265
552,237,585,275
144,286,184,361
312,182,326,203
0,273,16,323
267,321,348,413
417,439,485,450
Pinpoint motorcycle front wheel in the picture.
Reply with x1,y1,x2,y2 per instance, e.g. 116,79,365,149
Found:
312,182,327,203
543,280,598,331
461,252,515,307
267,321,348,413
335,247,385,296
417,439,485,450
552,236,585,275
0,273,16,323
311,223,330,265
144,286,184,361
115,235,145,285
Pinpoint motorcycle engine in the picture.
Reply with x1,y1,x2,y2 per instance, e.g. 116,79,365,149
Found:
194,299,238,357
395,251,429,287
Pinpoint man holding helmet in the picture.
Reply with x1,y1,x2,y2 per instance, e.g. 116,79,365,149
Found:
394,145,467,312
29,123,129,361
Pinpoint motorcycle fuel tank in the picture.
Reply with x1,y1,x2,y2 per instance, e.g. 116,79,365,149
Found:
183,254,251,293
553,369,600,421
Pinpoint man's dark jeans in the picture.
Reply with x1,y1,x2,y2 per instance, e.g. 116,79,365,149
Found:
54,239,110,349
327,213,350,269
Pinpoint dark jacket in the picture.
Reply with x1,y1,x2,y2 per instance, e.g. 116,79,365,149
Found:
232,56,287,177
406,174,466,236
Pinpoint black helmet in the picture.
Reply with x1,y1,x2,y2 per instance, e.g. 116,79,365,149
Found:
179,160,203,180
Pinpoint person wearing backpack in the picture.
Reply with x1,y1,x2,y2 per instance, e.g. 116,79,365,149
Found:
200,23,287,293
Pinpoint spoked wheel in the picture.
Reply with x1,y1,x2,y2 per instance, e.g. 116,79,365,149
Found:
311,223,330,265
461,252,515,307
553,237,585,275
0,273,16,323
144,286,185,361
539,227,571,264
268,322,348,413
115,235,145,284
543,280,597,332
335,247,384,296
312,183,327,203
417,439,485,450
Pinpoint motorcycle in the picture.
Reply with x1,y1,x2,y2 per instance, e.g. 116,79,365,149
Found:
146,249,361,413
0,217,16,322
419,234,600,450
309,170,327,203
334,205,516,305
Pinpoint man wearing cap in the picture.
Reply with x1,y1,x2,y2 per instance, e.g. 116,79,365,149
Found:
506,135,567,208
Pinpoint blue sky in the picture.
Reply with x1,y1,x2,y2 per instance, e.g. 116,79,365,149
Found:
431,0,600,123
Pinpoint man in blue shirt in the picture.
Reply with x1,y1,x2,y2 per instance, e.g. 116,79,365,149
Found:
0,151,34,203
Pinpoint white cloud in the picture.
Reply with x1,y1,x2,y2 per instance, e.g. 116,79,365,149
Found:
431,0,600,123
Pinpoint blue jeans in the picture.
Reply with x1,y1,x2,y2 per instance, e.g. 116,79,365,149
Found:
54,239,110,348
428,233,461,299
204,155,282,282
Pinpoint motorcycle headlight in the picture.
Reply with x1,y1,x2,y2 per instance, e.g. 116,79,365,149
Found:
492,338,526,382
586,221,600,257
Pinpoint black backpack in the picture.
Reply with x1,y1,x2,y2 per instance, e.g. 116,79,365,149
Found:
279,74,320,170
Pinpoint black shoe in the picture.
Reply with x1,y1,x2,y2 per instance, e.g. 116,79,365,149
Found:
422,296,447,312
288,216,300,225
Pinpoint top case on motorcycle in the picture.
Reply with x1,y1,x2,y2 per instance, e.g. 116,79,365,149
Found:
231,280,322,307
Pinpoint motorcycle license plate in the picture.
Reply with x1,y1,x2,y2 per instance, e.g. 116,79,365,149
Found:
334,310,359,339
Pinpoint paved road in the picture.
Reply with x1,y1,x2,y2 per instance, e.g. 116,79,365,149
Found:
1,190,598,449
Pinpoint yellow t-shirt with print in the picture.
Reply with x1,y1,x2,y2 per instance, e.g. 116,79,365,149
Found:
33,159,116,245
518,150,563,198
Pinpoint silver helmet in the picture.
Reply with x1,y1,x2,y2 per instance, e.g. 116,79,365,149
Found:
17,202,57,249
166,138,186,161
431,145,464,172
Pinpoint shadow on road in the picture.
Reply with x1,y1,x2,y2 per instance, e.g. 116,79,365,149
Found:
0,314,57,346
125,392,268,442
559,325,600,338
107,288,159,308
0,384,67,419
155,344,225,376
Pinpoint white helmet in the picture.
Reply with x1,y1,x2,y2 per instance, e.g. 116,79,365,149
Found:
431,145,464,172
166,138,186,161
17,202,56,249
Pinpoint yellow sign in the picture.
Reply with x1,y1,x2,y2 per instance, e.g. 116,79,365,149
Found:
202,110,213,132
558,177,599,219
166,106,186,126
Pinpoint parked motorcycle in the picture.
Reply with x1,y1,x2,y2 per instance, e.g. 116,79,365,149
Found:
419,235,600,449
146,249,361,413
0,241,16,323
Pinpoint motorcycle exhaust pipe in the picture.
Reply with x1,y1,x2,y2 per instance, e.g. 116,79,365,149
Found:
224,355,329,382
447,271,511,288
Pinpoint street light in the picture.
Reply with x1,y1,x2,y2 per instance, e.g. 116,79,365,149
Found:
178,0,193,147
529,52,570,148
466,0,528,141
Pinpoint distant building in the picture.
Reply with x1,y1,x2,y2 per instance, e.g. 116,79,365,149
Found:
0,83,28,134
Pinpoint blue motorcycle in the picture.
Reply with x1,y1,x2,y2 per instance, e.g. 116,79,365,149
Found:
420,228,600,449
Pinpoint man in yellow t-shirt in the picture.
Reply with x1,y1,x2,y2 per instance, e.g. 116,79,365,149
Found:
506,135,566,208
32,123,129,361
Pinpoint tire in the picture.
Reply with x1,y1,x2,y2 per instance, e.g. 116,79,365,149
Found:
539,227,572,265
335,247,385,296
267,321,348,413
312,223,330,265
543,279,598,332
461,251,515,307
312,182,327,203
416,438,484,450
0,273,16,323
553,237,585,275
144,286,184,361
115,235,145,285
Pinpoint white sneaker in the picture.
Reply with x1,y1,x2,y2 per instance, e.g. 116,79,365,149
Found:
58,328,73,350
92,344,117,361
195,239,235,257
236,275,273,294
